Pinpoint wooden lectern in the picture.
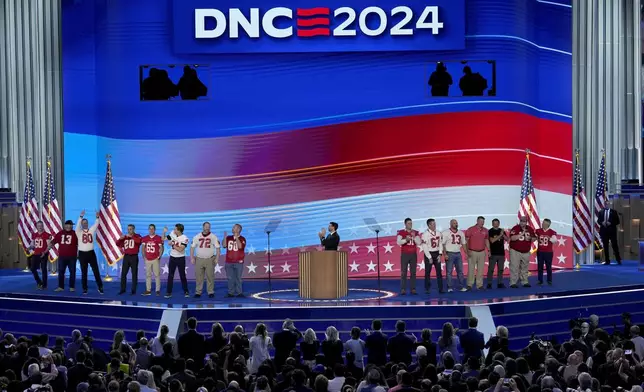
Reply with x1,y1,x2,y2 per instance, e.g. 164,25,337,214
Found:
298,251,348,299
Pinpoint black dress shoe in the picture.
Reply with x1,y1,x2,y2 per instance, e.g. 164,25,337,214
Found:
118,290,126,295
498,284,506,288
208,294,215,298
510,284,518,288
486,284,492,289
194,294,201,298
225,293,235,298
602,261,610,265
523,283,531,288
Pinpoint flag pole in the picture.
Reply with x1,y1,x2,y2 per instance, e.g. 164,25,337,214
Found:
46,157,58,276
22,158,33,272
103,154,114,282
574,149,581,271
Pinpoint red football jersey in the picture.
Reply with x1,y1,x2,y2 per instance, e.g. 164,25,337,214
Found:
397,229,420,254
535,228,557,252
141,234,163,260
509,225,535,253
31,231,50,255
225,235,246,263
52,230,79,258
117,234,143,255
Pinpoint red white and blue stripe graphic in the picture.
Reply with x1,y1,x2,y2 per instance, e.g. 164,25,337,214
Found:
296,7,331,37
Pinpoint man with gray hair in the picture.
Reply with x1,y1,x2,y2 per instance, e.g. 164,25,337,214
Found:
136,371,156,392
65,330,85,361
135,338,153,370
273,319,302,370
577,372,592,391
540,376,555,390
631,325,644,361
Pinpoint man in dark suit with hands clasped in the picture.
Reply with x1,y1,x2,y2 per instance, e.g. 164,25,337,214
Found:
597,201,621,265
319,222,340,251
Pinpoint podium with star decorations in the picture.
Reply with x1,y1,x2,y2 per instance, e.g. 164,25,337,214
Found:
298,251,348,299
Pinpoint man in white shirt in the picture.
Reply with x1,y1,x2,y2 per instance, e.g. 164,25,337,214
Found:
420,218,444,294
441,219,468,292
191,222,221,299
76,210,103,295
164,223,190,298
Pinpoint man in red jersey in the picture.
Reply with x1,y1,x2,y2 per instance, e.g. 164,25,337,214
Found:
28,221,50,290
508,216,535,288
396,218,421,295
535,218,557,286
224,224,246,298
47,220,79,292
116,224,143,295
465,216,489,291
140,224,166,296
76,210,103,295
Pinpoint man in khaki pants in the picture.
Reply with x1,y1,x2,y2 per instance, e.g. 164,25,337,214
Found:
508,216,535,288
465,216,489,290
140,224,166,296
190,222,221,298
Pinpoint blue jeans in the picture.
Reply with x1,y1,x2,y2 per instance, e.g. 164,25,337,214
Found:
445,252,465,289
225,263,244,295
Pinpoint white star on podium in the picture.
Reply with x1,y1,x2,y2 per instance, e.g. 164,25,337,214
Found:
504,243,509,251
418,262,425,270
247,245,256,255
264,263,275,273
383,243,393,253
383,260,394,271
214,264,223,274
503,259,510,270
556,237,566,246
366,243,376,254
161,264,169,275
349,261,360,272
349,243,360,254
264,247,272,255
246,262,257,274
367,261,377,272
281,262,291,273
281,246,290,255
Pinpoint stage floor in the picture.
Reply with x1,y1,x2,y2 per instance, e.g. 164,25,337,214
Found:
0,262,642,308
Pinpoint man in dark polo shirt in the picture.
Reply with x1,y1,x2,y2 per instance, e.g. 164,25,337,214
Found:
487,219,506,289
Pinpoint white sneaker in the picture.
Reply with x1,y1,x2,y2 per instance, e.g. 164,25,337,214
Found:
447,288,453,293
460,287,468,292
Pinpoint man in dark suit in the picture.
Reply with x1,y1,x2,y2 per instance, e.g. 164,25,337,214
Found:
272,319,302,371
597,202,621,265
66,350,92,392
460,317,485,363
167,358,198,392
319,222,340,251
177,317,205,361
387,320,416,365
365,319,388,366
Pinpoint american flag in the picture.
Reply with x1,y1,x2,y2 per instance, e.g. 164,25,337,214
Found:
42,160,63,261
593,153,608,248
572,151,592,253
17,161,39,256
518,152,541,251
96,160,123,266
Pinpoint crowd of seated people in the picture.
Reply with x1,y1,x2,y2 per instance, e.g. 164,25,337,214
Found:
1,312,644,392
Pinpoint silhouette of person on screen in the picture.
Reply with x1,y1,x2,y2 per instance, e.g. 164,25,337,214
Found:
177,66,208,100
428,62,453,97
459,66,488,96
141,68,179,100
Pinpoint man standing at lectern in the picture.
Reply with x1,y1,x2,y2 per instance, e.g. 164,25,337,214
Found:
397,218,421,295
319,222,340,251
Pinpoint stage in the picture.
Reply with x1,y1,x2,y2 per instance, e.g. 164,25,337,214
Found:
0,262,642,308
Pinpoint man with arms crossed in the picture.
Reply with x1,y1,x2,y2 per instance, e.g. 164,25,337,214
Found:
420,218,444,294
47,220,79,292
486,219,506,289
508,216,535,288
396,218,421,295
465,216,489,291
76,210,103,295
141,224,165,296
442,219,468,292
224,224,246,297
28,221,50,290
117,224,143,295
165,223,190,298
191,222,221,298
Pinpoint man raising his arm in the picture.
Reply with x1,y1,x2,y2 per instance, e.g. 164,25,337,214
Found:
76,210,103,295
